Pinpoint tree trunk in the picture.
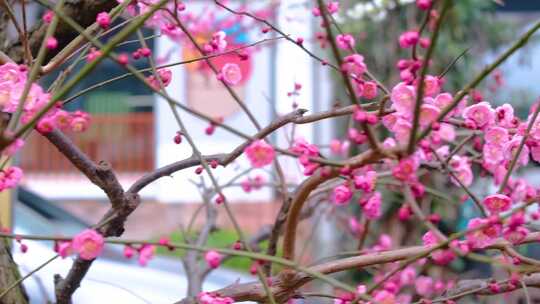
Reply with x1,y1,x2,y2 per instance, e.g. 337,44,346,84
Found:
0,238,29,304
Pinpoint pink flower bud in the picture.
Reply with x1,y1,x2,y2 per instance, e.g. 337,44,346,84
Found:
96,12,111,29
205,250,222,269
46,37,58,50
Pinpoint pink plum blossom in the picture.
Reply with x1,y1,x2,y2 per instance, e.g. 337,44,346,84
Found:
362,192,382,219
217,63,242,86
419,104,440,126
415,276,434,297
336,34,355,50
245,140,275,168
422,75,440,97
205,250,222,269
399,31,419,48
46,37,58,50
57,241,73,258
198,292,234,304
362,81,378,99
503,226,529,245
392,157,419,182
466,217,501,249
496,103,516,128
485,127,509,146
482,194,512,214
417,0,433,10
391,83,416,116
462,101,495,130
354,170,377,193
138,244,155,266
503,136,529,167
341,54,366,77
0,166,23,190
204,31,228,53
96,12,111,29
333,184,353,205
72,229,104,260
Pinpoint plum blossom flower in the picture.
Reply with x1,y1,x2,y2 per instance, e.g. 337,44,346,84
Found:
419,104,440,126
417,0,433,10
431,92,452,110
72,229,104,260
336,34,355,50
0,166,23,191
482,144,504,166
373,290,396,304
483,194,512,214
245,140,275,168
462,101,495,130
449,155,473,187
57,241,73,258
341,54,366,78
496,103,516,128
123,245,135,259
362,192,382,219
354,170,377,193
205,250,222,269
503,136,529,167
198,292,234,304
362,81,378,99
217,63,242,86
392,157,419,182
333,184,353,205
329,139,349,155
138,244,155,266
466,217,501,249
485,126,509,146
327,1,339,14
422,231,456,265
291,138,320,175
70,111,91,132
400,267,417,285
392,119,412,145
87,47,102,62
415,276,434,297
96,12,111,29
204,31,228,53
436,123,455,142
422,75,440,97
503,226,529,245
46,37,58,50
0,63,27,84
53,110,72,130
391,82,416,116
147,68,172,89
399,31,419,48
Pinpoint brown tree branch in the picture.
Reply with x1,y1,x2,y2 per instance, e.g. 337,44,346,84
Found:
175,232,540,303
128,109,308,194
43,129,140,304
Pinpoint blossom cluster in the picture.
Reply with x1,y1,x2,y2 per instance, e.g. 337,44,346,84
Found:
0,63,92,192
0,63,91,134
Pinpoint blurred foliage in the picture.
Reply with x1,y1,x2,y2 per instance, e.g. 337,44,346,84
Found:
156,229,281,273
335,0,515,90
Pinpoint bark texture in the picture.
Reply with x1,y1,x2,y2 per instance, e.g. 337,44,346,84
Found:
0,237,28,304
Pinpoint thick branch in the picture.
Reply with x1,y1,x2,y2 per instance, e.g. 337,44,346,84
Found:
176,232,540,303
43,129,140,303
128,109,308,194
